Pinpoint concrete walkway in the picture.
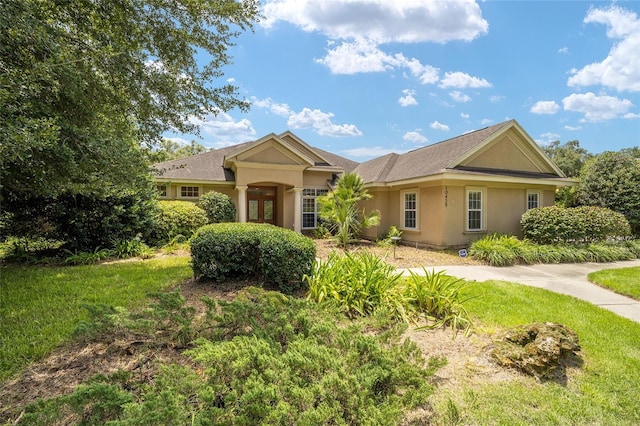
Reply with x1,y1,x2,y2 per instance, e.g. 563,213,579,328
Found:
403,259,640,323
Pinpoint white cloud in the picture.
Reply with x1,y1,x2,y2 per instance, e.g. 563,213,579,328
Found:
430,120,450,131
403,131,428,144
189,113,257,147
163,136,192,146
341,146,399,159
460,112,470,119
567,5,640,92
624,112,640,119
480,118,493,125
439,71,492,89
262,0,488,43
449,90,471,103
564,125,583,131
251,97,292,117
558,47,569,54
317,38,397,74
252,98,362,137
399,89,418,107
489,95,504,103
530,100,560,115
562,92,634,122
288,107,363,137
536,132,561,146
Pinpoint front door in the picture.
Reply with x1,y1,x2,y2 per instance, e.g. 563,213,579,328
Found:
247,186,277,225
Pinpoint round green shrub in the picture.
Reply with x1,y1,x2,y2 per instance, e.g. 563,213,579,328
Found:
190,223,316,293
153,201,208,243
197,191,236,223
521,206,631,244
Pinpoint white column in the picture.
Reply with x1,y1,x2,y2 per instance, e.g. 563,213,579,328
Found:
236,186,247,223
293,187,302,233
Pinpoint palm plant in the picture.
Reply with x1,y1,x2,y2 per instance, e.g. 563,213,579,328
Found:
318,172,380,249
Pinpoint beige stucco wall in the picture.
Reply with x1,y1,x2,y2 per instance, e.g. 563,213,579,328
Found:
361,181,558,248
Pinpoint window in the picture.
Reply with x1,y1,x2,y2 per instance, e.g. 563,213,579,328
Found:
156,185,167,197
527,191,541,210
466,189,484,231
403,191,418,229
180,186,199,198
302,188,329,229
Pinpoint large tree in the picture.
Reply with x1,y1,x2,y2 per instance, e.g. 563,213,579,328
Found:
0,0,259,246
543,140,592,207
579,151,640,237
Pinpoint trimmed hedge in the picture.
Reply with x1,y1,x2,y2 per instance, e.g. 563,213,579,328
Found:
197,191,236,223
152,201,208,243
190,223,316,293
521,206,631,244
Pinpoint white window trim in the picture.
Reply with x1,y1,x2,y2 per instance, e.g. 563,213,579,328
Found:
400,190,419,231
526,190,541,210
301,187,329,230
178,185,201,199
466,187,486,232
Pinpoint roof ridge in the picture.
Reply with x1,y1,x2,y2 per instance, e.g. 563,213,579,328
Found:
376,153,399,181
403,119,513,156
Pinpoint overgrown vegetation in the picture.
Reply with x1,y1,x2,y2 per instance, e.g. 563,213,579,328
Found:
10,287,443,425
521,205,631,244
470,233,640,267
191,223,316,293
305,251,472,334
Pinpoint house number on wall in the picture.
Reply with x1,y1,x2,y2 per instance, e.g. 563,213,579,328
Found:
445,186,448,207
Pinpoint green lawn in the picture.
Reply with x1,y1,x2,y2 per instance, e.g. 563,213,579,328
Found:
0,257,192,381
434,280,640,425
588,266,640,300
2,259,639,424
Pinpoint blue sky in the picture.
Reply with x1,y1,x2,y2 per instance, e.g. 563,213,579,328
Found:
168,0,640,161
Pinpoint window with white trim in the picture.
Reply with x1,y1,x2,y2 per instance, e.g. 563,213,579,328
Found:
403,191,418,229
466,188,484,231
180,186,199,198
527,190,541,210
302,188,329,229
156,185,167,197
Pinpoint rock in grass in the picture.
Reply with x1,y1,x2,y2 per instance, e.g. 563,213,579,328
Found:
491,322,581,381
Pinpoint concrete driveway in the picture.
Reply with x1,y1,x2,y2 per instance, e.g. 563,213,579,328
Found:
404,259,640,323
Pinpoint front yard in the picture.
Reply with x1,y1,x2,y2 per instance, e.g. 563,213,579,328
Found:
1,251,640,424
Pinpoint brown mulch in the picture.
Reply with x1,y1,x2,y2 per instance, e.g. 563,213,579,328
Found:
315,239,483,268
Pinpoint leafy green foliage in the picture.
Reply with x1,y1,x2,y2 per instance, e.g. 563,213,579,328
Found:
145,138,209,164
405,269,473,335
378,225,403,247
318,172,381,248
1,0,259,204
579,151,640,236
190,223,316,293
543,140,592,178
151,200,208,244
521,205,631,244
5,189,159,252
305,252,473,334
470,234,639,266
197,191,237,223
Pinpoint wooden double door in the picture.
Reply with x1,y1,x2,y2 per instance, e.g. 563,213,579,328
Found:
247,186,276,225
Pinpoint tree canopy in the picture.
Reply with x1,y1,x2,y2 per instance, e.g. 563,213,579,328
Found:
543,140,592,178
1,0,259,204
578,151,640,236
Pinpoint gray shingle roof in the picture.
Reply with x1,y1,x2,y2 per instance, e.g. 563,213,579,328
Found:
354,120,513,183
